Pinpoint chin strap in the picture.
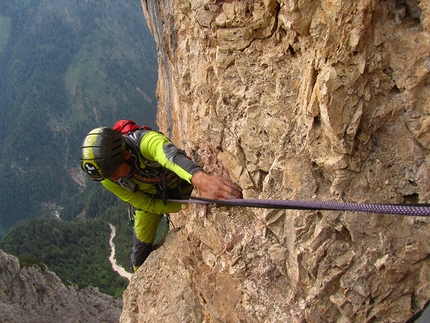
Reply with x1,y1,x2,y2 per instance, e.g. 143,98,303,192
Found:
167,197,430,217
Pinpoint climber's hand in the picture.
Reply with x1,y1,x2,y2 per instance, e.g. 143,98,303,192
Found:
191,171,243,200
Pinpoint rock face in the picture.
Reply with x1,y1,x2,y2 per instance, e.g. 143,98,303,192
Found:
122,0,430,322
0,250,122,323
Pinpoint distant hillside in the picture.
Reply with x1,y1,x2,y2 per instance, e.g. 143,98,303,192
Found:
0,0,158,236
0,215,130,298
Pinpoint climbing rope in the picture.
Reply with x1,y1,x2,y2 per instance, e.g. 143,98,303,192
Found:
167,197,430,217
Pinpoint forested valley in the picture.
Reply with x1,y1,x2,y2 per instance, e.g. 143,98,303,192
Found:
0,186,134,298
0,0,158,298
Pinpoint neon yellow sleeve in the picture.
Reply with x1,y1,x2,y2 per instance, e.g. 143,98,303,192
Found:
101,179,183,214
139,131,202,183
100,131,200,213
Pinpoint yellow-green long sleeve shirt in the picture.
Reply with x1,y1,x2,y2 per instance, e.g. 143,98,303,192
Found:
101,130,201,214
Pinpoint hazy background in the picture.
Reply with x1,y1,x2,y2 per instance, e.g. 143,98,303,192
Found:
0,0,158,297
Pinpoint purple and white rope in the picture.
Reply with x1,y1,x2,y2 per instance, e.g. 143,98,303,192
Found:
168,197,430,217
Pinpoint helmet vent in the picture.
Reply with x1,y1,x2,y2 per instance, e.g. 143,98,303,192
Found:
80,127,126,180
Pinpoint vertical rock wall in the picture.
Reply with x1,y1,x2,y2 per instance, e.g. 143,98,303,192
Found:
122,0,430,322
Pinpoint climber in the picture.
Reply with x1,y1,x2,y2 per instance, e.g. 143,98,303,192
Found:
80,126,242,271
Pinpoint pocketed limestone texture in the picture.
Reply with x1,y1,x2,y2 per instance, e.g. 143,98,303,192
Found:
121,1,430,322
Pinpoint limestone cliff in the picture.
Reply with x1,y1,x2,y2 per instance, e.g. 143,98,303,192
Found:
122,0,430,322
0,250,122,323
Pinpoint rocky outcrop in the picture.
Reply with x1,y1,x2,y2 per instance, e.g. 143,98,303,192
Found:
123,0,430,322
0,250,122,323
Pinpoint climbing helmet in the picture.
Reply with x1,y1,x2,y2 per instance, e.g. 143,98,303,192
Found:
80,127,125,181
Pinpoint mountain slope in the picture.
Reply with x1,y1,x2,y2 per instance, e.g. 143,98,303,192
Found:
0,0,158,236
0,249,122,323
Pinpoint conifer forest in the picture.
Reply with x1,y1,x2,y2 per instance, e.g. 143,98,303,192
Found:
0,0,158,297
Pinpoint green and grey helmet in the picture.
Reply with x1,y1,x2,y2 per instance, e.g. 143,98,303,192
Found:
80,127,125,181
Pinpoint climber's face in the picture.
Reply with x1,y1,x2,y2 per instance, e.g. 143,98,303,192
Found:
109,162,131,182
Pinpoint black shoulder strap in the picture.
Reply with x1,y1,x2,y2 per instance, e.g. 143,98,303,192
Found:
122,129,184,204
124,129,161,168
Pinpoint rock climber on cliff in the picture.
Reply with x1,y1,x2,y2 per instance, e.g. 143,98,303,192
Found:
80,121,242,271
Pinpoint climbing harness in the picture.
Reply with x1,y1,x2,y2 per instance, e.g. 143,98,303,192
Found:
127,204,136,228
127,203,174,231
167,197,430,217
